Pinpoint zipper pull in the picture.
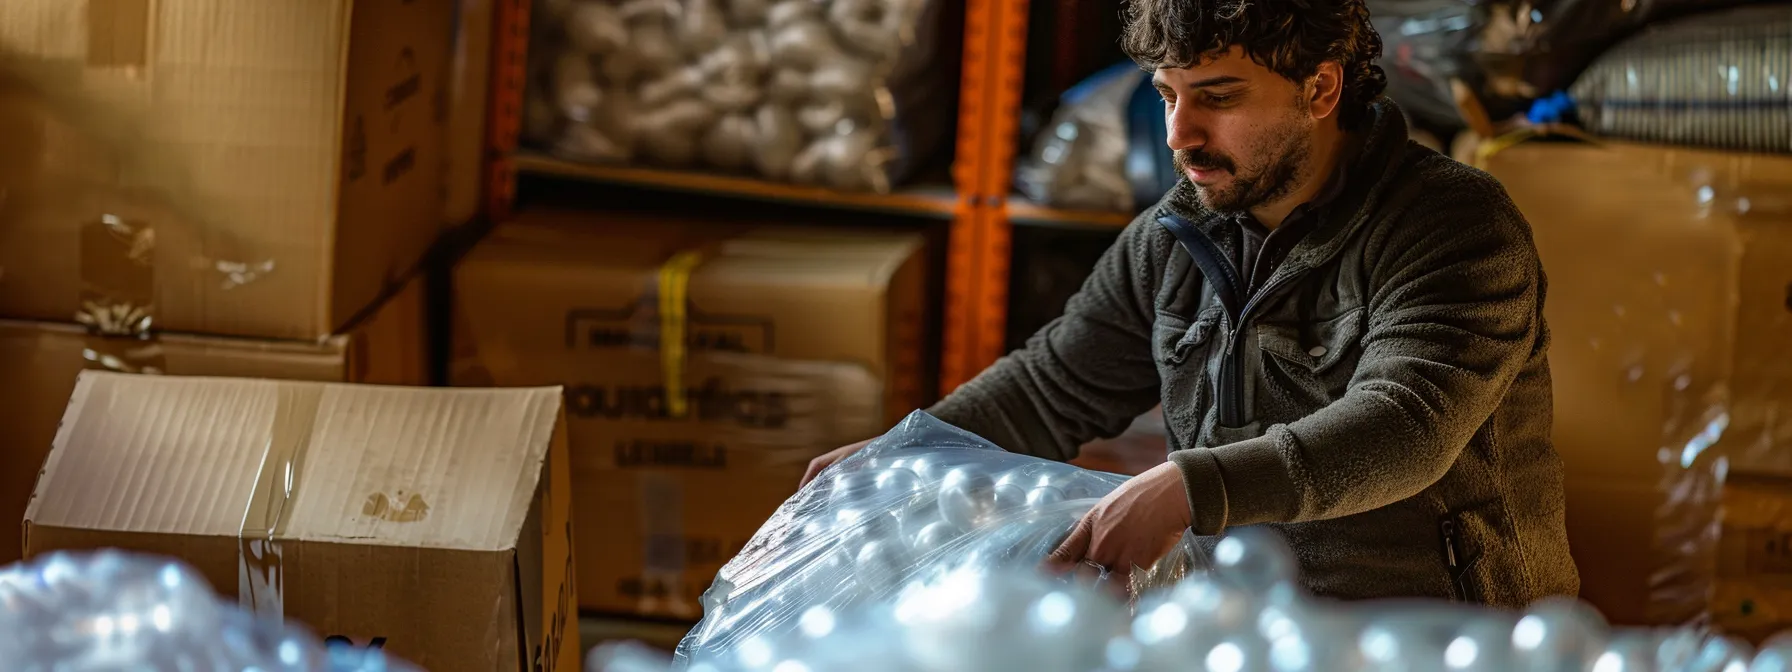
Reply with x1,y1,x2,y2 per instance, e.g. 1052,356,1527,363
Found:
1441,519,1460,570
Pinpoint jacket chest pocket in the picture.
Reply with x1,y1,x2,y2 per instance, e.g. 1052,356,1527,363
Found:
1154,309,1222,368
1257,307,1365,396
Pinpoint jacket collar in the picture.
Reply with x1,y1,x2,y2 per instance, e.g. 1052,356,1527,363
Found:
1160,97,1416,272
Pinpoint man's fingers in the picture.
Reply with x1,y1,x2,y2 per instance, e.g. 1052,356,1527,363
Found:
1104,566,1135,601
1044,516,1094,573
798,458,826,489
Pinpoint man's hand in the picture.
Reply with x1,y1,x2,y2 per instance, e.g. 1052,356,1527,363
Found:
798,439,873,488
1044,461,1192,592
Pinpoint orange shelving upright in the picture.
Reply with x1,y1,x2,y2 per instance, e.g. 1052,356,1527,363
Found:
938,0,1034,395
478,0,1037,398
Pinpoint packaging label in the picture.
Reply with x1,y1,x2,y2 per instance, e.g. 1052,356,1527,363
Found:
1748,529,1792,576
563,307,774,355
563,380,789,428
614,439,728,469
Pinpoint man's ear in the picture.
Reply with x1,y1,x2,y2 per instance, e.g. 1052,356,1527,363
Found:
1308,62,1345,120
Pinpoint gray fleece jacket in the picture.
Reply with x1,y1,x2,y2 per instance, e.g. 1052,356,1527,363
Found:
929,99,1580,607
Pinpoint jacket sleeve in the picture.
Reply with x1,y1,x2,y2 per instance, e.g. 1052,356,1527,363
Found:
925,211,1170,461
1168,181,1545,534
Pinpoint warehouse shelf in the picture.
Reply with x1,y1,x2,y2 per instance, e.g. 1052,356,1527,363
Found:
1006,197,1135,229
484,0,1037,396
513,152,961,220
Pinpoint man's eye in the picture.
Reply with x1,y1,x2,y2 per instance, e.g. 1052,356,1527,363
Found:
1205,93,1236,104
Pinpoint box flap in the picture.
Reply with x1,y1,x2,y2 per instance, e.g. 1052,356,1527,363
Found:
28,372,562,551
0,320,354,564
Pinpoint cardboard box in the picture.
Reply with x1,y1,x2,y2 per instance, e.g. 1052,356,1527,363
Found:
24,373,580,672
0,274,429,565
1712,469,1792,643
1483,140,1792,628
0,0,454,339
451,210,926,616
445,0,494,226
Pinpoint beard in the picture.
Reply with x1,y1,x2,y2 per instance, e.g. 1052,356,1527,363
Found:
1175,114,1315,215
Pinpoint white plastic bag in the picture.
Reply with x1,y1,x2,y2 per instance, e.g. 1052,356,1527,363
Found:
529,0,952,192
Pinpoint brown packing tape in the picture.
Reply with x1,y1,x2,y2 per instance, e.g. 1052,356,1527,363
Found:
236,383,325,621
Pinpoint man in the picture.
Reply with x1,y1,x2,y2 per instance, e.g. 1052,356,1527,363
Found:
803,0,1579,606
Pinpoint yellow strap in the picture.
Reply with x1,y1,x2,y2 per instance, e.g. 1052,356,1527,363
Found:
1473,124,1603,169
657,250,708,418
1473,128,1542,169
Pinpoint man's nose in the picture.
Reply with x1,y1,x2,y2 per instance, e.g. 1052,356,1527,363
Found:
1164,100,1207,151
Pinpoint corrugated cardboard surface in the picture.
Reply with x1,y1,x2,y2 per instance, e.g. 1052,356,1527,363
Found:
0,274,428,565
0,0,453,339
23,373,578,672
451,211,917,615
1485,140,1792,628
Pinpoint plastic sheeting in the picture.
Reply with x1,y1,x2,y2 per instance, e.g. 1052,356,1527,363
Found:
1475,137,1792,642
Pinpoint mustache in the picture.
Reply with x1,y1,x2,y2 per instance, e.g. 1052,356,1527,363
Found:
1174,149,1234,173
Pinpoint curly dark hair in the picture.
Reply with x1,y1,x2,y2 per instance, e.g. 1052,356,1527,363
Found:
1121,0,1388,128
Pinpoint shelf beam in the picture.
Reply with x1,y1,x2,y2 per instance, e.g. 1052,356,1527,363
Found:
514,153,959,219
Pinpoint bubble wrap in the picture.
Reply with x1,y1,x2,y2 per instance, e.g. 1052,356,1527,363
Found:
668,411,1208,668
0,550,421,672
593,527,1792,672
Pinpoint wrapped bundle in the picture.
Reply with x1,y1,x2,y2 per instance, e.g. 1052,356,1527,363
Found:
1570,4,1792,153
528,0,952,192
594,527,1792,672
668,411,1206,668
0,550,421,671
1014,64,1158,213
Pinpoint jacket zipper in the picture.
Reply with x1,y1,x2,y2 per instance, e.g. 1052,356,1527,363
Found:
1159,214,1310,428
1441,518,1465,599
1441,519,1460,569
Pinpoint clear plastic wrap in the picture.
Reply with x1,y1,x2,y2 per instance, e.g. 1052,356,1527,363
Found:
593,528,1792,672
0,550,421,671
1569,4,1792,154
668,411,1208,668
527,0,953,192
1015,63,1152,212
1475,136,1792,643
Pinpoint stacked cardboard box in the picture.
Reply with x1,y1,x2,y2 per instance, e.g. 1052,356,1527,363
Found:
0,0,454,339
0,276,429,563
451,209,929,618
23,372,580,672
0,0,455,562
1482,139,1792,638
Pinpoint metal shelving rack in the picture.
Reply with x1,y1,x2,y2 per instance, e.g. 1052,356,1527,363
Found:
479,0,1127,398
